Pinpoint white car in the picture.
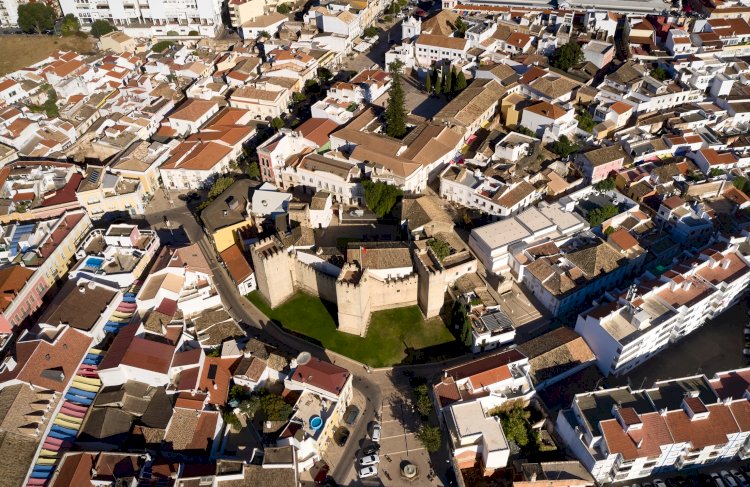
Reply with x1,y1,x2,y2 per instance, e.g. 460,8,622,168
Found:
360,454,380,466
712,473,727,487
359,465,378,478
371,422,381,443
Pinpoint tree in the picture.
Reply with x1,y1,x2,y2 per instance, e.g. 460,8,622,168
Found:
434,72,442,95
271,117,285,131
384,60,407,138
166,30,179,36
223,411,242,430
447,66,455,94
427,238,451,262
594,176,616,192
151,40,174,53
551,42,583,70
17,3,55,34
576,110,595,133
276,3,291,14
650,66,669,81
454,16,468,37
189,30,199,36
90,19,116,38
208,176,236,200
587,204,619,227
362,180,402,218
733,176,748,192
363,26,378,38
442,66,451,94
239,396,262,418
60,14,81,36
490,402,532,447
414,384,433,417
292,92,306,103
416,425,442,452
247,161,261,180
550,135,578,158
317,67,333,82
425,73,431,94
260,392,293,421
455,70,467,92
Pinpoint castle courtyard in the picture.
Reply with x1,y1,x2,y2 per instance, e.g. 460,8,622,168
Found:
247,291,461,367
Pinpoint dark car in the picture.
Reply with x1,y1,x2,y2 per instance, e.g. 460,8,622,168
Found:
344,405,360,425
314,464,330,484
362,444,379,456
335,427,350,447
445,467,457,487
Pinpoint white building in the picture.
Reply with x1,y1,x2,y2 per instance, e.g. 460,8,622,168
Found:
445,401,511,475
468,204,588,274
415,34,470,67
575,242,750,376
58,0,223,37
557,371,750,484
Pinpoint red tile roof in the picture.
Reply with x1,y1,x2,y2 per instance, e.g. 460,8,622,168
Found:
99,323,175,374
601,411,673,460
664,404,740,449
292,358,350,396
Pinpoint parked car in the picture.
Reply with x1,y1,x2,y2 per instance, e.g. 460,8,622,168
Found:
371,422,381,443
358,466,378,479
359,454,380,466
730,470,749,487
655,480,668,487
445,467,457,487
722,471,739,487
345,405,360,425
362,444,379,456
314,464,330,485
334,427,349,447
712,473,727,487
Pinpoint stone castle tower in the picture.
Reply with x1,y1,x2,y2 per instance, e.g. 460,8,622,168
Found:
250,237,295,308
335,263,371,337
415,248,447,319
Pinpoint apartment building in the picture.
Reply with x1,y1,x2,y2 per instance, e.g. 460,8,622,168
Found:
557,372,750,484
58,0,223,37
515,235,645,318
575,242,750,376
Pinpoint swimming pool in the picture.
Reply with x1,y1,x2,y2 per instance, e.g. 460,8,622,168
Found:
83,256,104,271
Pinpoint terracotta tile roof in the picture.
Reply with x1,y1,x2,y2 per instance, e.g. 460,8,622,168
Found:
295,117,338,147
601,411,673,460
444,349,526,381
99,323,175,375
664,403,740,449
710,369,750,400
610,101,633,115
291,358,349,396
161,141,232,171
524,101,568,120
662,195,685,210
0,265,34,313
608,228,640,251
416,34,468,51
198,357,238,406
433,376,462,408
164,408,218,452
168,99,218,123
698,148,738,166
220,244,253,284
0,326,92,392
468,365,511,390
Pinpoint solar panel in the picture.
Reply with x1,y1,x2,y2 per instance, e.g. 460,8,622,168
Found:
479,310,514,333
88,170,100,184
207,363,218,380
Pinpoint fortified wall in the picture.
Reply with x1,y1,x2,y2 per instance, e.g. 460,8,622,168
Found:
250,237,476,337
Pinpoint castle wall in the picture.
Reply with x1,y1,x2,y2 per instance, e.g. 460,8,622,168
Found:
369,274,419,311
293,258,338,303
250,238,295,308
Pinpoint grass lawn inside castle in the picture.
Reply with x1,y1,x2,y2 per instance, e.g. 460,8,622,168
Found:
247,291,460,367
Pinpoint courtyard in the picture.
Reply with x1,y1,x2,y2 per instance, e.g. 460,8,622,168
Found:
247,291,461,367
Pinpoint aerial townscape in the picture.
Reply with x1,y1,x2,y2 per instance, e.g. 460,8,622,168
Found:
4,0,750,486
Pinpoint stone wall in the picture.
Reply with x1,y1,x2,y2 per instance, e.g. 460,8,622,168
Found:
292,258,338,303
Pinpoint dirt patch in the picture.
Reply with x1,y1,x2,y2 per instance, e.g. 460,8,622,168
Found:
0,35,97,76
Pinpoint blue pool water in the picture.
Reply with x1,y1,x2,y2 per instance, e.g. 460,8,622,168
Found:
83,256,104,270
